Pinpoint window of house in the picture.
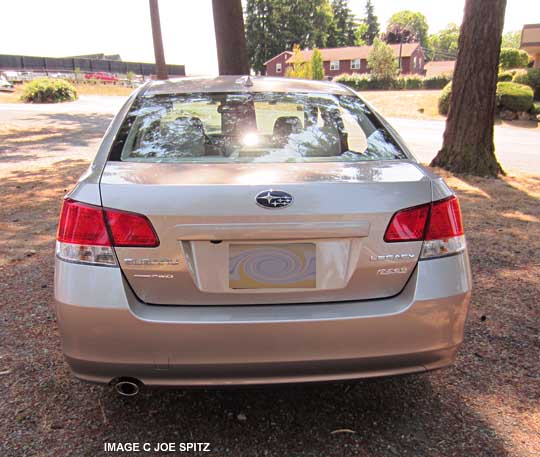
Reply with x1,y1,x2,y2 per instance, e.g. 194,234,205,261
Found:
330,60,340,71
276,63,282,73
350,58,361,70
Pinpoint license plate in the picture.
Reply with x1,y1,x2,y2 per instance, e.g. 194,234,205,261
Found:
229,243,316,289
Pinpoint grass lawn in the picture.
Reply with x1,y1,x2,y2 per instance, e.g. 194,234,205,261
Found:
359,89,443,120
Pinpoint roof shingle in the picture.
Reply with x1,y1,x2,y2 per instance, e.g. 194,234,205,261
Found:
285,43,422,64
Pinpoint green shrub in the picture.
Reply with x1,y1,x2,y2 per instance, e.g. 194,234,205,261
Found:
499,48,529,69
336,74,426,91
334,74,394,90
512,68,540,100
496,82,534,112
21,77,77,103
334,73,371,90
438,82,452,115
438,81,533,116
401,75,424,90
498,70,516,82
423,74,452,89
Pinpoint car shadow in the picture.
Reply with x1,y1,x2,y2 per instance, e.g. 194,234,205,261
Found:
0,112,113,163
81,374,510,456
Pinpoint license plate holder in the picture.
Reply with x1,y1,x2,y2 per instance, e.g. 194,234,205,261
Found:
229,243,316,289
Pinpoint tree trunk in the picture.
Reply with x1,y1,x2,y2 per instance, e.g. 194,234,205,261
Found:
430,0,506,177
149,0,168,80
212,0,250,75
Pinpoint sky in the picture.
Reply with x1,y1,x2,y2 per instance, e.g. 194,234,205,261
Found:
1,0,539,76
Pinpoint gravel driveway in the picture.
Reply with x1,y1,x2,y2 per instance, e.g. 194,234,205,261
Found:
1,99,539,457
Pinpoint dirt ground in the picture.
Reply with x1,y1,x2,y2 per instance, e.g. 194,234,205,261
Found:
0,113,539,457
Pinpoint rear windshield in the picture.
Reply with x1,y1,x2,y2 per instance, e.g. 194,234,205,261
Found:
109,92,407,163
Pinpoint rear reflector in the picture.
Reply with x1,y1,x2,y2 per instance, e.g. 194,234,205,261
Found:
384,204,430,242
56,199,159,266
425,196,464,240
385,196,466,259
57,199,110,246
104,210,159,247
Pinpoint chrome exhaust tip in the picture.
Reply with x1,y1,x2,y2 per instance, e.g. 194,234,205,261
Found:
114,378,141,397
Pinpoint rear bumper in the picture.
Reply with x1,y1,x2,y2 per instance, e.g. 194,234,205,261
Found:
54,253,471,386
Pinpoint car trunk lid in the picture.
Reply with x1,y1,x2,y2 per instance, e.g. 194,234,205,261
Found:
100,160,431,305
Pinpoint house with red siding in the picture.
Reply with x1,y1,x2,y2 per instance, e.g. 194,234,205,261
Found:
264,43,425,78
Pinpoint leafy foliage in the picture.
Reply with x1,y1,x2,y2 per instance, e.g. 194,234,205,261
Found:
21,78,77,103
423,74,453,89
335,73,448,90
501,30,522,49
327,0,357,47
512,68,540,91
246,0,334,74
385,10,429,49
311,48,325,80
437,82,452,115
285,44,312,79
428,23,459,61
438,81,534,115
498,69,517,82
496,82,534,112
360,0,380,45
499,48,529,69
367,38,398,79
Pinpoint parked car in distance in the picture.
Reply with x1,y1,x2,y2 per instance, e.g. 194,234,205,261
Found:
1,70,23,84
54,76,471,395
0,77,15,92
84,71,118,82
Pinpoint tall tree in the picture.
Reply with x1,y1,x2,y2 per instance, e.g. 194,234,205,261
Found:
245,0,334,73
246,0,281,74
327,0,357,47
367,38,398,79
212,0,249,75
361,0,380,45
285,44,312,79
386,10,429,49
311,48,325,80
501,30,522,49
430,0,507,177
428,23,460,61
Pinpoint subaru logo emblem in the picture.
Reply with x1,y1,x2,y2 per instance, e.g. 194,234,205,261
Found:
255,190,293,209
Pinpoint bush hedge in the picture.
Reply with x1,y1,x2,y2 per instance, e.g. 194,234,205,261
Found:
423,74,453,89
438,82,452,115
498,70,516,82
499,48,529,69
334,73,452,91
496,82,534,112
437,81,533,115
21,77,77,103
512,68,540,99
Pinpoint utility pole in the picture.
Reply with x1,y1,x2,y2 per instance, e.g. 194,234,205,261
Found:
212,0,250,75
149,0,168,80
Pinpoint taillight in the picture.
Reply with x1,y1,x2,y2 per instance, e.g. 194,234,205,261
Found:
425,196,464,240
384,204,430,242
384,196,466,259
104,210,159,247
56,199,159,266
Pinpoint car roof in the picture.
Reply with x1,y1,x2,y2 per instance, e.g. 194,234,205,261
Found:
143,75,353,96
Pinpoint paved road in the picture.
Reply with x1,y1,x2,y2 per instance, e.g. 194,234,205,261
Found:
1,96,538,174
389,117,540,174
